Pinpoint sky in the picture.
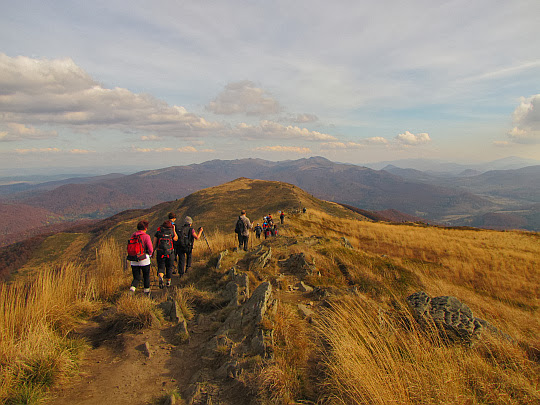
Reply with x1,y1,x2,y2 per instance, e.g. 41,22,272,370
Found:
0,0,539,173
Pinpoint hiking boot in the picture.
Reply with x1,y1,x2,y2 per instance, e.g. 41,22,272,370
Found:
159,277,164,289
166,279,171,287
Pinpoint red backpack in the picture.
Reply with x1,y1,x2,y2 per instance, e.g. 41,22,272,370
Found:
127,234,146,261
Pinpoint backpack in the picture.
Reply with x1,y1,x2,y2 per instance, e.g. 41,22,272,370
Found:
127,234,146,261
156,227,174,256
235,217,246,234
178,224,194,250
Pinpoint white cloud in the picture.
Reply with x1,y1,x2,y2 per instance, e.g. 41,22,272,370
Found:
0,122,57,141
395,131,431,146
0,53,222,138
507,94,540,144
321,141,364,149
287,113,319,124
253,145,312,153
206,80,281,116
69,149,94,154
141,134,162,141
493,140,512,147
364,137,388,145
234,120,337,141
15,147,61,154
131,145,212,153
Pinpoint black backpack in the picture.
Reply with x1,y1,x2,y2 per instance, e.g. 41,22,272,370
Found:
156,227,174,256
178,224,194,250
235,217,246,234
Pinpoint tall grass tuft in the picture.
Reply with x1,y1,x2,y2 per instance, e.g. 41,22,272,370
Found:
318,296,540,404
0,238,130,403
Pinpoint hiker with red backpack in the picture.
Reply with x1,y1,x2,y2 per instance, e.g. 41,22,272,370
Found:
176,216,203,277
153,220,178,288
126,220,154,296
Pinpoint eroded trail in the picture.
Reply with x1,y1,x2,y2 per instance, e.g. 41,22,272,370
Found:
52,240,317,405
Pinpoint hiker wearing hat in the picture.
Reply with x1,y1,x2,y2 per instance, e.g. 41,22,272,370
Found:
177,216,203,276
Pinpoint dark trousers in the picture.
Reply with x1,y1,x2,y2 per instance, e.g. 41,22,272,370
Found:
131,264,150,289
177,248,192,275
238,234,249,251
156,253,174,279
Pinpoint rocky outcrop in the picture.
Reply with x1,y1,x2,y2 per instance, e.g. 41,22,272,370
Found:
407,291,511,343
279,252,316,277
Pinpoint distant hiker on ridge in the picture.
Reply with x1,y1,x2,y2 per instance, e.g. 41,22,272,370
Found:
280,211,285,224
153,220,178,288
177,216,203,277
235,210,252,251
126,220,154,296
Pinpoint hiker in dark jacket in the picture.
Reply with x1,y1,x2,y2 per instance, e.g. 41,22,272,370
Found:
177,216,203,276
169,212,180,274
235,210,252,251
280,211,285,224
153,220,178,288
254,223,263,239
128,220,154,296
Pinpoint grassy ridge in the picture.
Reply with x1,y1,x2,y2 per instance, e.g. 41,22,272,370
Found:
1,178,539,403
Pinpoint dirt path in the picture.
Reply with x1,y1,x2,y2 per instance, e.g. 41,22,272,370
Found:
51,268,224,405
52,249,314,405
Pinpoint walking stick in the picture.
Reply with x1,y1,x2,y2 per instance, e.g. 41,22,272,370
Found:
201,230,212,253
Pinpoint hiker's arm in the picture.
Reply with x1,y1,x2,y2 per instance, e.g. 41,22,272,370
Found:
173,229,178,241
145,234,154,257
193,227,203,240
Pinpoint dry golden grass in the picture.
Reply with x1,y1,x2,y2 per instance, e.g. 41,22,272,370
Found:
0,238,131,403
318,296,540,405
258,302,315,403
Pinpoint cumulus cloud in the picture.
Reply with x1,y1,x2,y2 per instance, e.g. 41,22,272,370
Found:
141,134,163,141
287,113,319,123
15,147,61,154
206,80,281,116
507,94,540,144
395,131,431,146
364,136,388,145
493,140,512,147
69,149,94,154
0,122,57,141
0,53,222,138
132,145,212,153
253,145,312,153
321,141,364,149
234,120,336,141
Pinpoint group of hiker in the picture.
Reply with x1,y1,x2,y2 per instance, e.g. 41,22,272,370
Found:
126,213,202,295
128,209,287,294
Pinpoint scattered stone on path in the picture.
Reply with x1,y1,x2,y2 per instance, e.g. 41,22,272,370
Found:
297,281,314,293
280,252,316,277
297,304,315,323
143,341,152,358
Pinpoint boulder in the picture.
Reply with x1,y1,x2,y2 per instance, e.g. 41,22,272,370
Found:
407,291,510,343
280,252,316,277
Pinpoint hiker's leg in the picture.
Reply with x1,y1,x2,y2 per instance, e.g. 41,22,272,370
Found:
165,255,174,280
185,249,193,270
178,250,186,275
243,236,249,251
157,255,165,278
131,265,141,289
141,264,151,290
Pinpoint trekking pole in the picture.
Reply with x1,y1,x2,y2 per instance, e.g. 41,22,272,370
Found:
201,229,212,253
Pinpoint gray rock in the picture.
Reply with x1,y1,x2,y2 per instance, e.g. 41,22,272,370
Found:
280,253,316,277
297,304,315,322
249,247,272,271
297,281,313,293
340,237,353,248
216,250,229,269
407,291,510,343
142,341,152,358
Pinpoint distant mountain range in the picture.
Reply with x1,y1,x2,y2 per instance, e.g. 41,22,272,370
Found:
0,156,538,245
